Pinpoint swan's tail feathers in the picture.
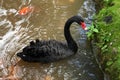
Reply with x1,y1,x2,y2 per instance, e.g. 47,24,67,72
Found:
35,39,40,43
30,41,35,46
29,39,41,47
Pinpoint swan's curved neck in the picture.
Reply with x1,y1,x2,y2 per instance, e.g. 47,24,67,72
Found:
64,17,78,53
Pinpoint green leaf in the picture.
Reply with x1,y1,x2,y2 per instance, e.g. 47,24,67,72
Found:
107,61,113,66
87,32,92,38
93,28,99,33
101,45,108,50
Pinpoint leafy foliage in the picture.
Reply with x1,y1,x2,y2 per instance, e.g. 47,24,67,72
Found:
91,0,120,79
87,23,99,39
104,0,114,7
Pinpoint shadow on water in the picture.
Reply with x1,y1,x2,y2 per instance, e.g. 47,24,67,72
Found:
0,0,104,80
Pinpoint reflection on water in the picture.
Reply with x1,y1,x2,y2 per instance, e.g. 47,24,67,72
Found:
0,0,103,80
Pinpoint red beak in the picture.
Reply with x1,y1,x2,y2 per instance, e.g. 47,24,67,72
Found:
80,22,87,30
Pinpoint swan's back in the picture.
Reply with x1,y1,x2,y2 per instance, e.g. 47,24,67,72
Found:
17,39,74,63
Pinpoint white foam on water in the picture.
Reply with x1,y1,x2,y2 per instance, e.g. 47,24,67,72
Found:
0,18,31,70
0,30,16,49
0,8,7,16
0,18,29,58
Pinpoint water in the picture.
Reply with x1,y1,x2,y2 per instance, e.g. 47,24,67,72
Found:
0,0,103,80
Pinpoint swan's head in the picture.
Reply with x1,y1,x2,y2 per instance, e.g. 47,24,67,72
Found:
71,16,87,30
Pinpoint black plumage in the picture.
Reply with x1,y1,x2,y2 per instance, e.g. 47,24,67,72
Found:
17,15,87,63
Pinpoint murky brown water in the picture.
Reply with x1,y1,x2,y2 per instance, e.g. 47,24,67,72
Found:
0,0,103,80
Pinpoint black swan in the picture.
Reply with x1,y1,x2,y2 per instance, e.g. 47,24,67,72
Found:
17,15,87,63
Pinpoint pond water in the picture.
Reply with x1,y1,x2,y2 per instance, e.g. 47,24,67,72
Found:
0,0,104,80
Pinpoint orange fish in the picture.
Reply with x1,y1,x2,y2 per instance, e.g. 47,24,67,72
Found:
18,6,34,15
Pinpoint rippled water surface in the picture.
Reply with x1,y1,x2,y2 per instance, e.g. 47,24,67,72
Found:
0,0,103,80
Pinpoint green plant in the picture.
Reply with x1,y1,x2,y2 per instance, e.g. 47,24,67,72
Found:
98,29,111,53
87,23,99,39
104,0,113,6
104,0,112,3
93,0,120,79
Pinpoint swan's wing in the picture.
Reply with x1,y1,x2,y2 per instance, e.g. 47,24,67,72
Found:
20,40,66,57
34,40,68,57
38,40,74,59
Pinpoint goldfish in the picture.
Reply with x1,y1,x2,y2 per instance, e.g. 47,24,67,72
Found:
18,6,34,15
